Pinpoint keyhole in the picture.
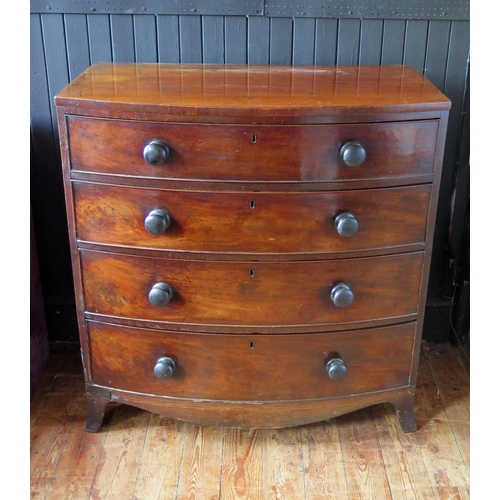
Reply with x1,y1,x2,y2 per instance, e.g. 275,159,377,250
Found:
251,134,257,144
249,269,255,278
250,200,255,209
249,341,255,349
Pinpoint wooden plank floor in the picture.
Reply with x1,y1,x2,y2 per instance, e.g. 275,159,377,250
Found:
31,341,470,500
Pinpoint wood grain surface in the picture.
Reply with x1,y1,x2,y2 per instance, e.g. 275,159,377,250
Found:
87,321,415,402
80,250,424,330
55,64,451,117
67,116,439,182
73,182,432,256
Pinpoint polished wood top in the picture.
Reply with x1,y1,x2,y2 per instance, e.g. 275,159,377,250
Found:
55,64,450,117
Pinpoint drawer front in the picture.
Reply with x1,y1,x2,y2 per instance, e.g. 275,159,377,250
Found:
81,250,423,328
74,182,431,255
67,117,438,182
88,321,415,400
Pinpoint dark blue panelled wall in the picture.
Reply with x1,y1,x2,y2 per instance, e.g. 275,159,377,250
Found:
30,2,470,342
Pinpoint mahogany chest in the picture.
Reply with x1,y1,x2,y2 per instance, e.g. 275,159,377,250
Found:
55,64,450,432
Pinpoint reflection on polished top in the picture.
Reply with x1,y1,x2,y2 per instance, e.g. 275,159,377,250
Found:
55,64,450,117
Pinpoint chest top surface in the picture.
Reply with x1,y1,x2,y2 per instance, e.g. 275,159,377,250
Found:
55,64,450,118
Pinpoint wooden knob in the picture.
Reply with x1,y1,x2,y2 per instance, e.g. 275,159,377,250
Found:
330,283,354,308
334,212,359,237
341,141,366,167
145,209,171,235
148,282,173,307
154,357,176,380
143,139,170,166
326,358,347,381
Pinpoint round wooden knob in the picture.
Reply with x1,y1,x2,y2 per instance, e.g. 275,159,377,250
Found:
341,141,366,167
148,282,173,307
330,283,354,308
334,212,359,237
145,209,171,235
326,358,347,381
154,356,176,380
143,139,170,166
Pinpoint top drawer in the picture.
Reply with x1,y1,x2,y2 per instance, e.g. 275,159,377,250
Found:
67,117,438,183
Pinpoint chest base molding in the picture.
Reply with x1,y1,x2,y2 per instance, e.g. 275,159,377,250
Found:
85,384,417,433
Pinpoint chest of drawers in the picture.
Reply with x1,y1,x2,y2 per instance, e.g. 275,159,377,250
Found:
55,64,450,433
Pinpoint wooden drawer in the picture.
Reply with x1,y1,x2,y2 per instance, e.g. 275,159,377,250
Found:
88,321,415,401
73,182,431,256
80,250,423,330
67,117,438,182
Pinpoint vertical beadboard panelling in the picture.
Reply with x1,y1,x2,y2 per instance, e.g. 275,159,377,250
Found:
248,16,270,64
270,17,293,65
30,15,51,162
87,14,112,63
423,20,453,298
443,21,470,161
293,18,316,65
64,14,90,79
30,13,53,284
424,20,452,91
314,19,337,65
225,16,248,63
110,14,135,62
202,16,224,64
337,19,360,65
431,20,470,297
404,20,428,72
134,15,158,63
446,29,469,293
381,20,406,65
35,14,73,297
157,15,180,63
359,19,383,65
179,15,202,63
40,14,69,137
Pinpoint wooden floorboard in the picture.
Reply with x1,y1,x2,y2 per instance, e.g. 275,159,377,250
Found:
30,341,470,500
300,420,349,499
220,428,263,499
